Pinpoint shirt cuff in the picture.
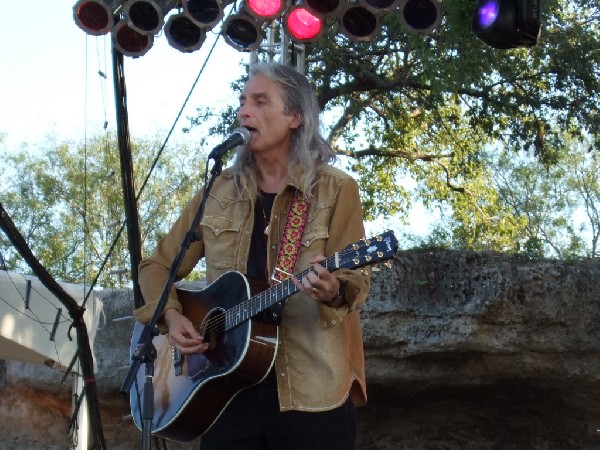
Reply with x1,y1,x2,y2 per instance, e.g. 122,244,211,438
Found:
133,296,182,334
318,268,370,329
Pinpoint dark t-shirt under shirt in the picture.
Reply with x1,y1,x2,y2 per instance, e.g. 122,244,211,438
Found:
247,191,284,324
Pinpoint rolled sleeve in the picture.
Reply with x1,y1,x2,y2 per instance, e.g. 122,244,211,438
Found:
133,190,207,332
318,177,371,329
318,267,370,329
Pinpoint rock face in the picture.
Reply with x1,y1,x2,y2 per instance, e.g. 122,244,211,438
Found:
358,250,600,449
1,249,599,449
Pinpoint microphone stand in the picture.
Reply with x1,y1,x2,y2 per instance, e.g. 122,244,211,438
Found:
120,156,226,450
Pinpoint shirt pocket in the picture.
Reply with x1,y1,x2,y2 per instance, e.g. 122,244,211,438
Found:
301,202,331,252
298,227,329,271
301,226,329,249
200,215,242,270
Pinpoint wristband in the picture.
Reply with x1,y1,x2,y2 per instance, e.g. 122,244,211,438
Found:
325,283,345,307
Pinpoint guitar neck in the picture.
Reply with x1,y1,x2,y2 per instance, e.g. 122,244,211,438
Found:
223,230,398,330
225,254,339,330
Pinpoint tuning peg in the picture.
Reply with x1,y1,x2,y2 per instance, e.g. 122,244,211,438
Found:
384,261,393,269
371,264,381,272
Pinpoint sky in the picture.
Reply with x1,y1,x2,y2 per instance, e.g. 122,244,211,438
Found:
0,1,432,238
0,1,248,150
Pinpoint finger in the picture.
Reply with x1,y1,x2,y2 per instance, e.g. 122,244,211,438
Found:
292,273,318,297
170,324,202,344
303,273,321,292
312,263,330,280
305,270,320,285
311,269,340,298
170,332,209,354
180,333,205,346
180,337,207,350
309,254,326,264
291,275,304,291
182,322,203,341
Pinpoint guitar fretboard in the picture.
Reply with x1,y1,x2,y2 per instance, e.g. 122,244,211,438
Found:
225,254,339,330
220,230,397,330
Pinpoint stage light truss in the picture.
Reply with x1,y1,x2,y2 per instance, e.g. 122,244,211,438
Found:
72,0,452,56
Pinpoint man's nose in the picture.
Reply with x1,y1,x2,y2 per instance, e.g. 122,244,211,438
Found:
238,103,250,118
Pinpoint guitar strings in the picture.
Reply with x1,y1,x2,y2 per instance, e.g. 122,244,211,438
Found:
196,242,377,335
192,243,369,336
192,263,315,336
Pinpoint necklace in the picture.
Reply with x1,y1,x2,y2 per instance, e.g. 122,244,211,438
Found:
258,193,270,236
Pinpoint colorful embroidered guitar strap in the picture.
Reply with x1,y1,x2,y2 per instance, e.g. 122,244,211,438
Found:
271,190,310,284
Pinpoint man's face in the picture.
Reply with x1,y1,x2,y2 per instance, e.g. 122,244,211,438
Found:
237,73,301,156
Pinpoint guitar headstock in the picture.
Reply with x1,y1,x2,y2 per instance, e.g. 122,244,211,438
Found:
337,230,398,271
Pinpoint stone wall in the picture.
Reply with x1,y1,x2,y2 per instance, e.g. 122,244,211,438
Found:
358,249,600,449
1,249,599,449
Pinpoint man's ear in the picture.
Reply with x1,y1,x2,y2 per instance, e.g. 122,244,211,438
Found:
290,111,303,129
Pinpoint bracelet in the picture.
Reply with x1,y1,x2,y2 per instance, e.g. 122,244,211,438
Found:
325,283,345,307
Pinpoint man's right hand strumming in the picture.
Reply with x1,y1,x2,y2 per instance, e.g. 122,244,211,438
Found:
164,308,209,355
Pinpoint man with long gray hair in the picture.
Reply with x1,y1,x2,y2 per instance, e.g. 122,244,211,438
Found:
134,62,370,449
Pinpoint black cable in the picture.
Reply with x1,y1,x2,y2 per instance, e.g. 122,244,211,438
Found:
83,30,223,307
0,202,107,450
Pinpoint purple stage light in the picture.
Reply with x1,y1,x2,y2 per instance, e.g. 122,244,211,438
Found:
477,0,499,28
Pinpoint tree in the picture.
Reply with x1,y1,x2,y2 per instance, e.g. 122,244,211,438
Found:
4,1,599,276
0,132,205,287
428,135,599,259
194,0,599,256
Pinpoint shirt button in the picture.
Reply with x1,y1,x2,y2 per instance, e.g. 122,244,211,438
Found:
280,372,286,377
245,230,250,235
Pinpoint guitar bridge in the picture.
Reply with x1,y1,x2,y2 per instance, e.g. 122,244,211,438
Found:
172,347,183,376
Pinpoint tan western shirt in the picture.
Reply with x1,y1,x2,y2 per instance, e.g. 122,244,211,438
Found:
133,164,370,411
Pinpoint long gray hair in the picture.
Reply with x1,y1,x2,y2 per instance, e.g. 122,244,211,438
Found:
231,62,336,198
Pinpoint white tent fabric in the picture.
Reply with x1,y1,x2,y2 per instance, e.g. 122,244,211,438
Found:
0,270,100,374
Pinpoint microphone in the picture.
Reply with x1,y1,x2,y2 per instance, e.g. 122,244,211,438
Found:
207,127,251,160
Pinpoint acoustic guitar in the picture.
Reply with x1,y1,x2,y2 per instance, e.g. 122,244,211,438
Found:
129,230,398,442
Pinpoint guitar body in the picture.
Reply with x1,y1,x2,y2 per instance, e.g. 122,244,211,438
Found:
129,271,278,442
128,231,399,443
